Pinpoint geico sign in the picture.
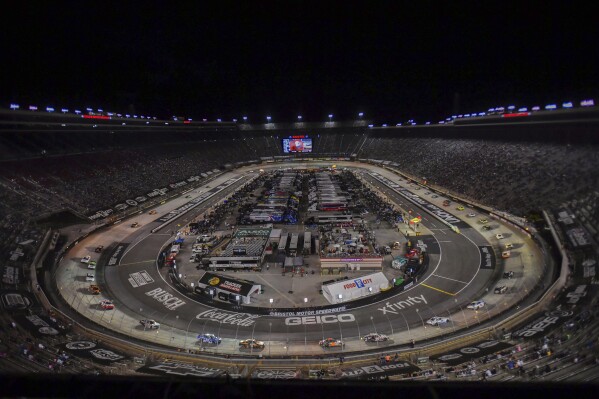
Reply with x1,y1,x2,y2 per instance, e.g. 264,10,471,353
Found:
285,313,355,325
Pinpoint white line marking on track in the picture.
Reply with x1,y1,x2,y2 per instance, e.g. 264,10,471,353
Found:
432,274,469,284
452,232,483,295
119,260,155,267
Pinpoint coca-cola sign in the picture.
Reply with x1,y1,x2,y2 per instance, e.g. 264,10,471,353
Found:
195,309,260,327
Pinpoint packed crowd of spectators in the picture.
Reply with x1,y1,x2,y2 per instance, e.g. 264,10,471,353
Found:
0,128,598,229
359,136,599,218
309,133,366,156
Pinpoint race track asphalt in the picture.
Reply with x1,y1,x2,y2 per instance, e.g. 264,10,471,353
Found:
56,162,546,355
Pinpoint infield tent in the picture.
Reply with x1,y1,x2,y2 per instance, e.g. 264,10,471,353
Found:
196,272,261,304
321,272,390,304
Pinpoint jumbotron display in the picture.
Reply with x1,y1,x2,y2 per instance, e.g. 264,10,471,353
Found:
282,135,312,153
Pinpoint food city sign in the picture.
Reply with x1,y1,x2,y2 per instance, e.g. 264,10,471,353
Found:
285,313,356,325
195,309,260,327
377,295,428,315
343,278,373,290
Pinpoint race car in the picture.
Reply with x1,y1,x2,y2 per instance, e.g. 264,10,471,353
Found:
479,218,488,224
426,316,450,326
456,205,465,211
482,225,492,231
406,248,420,259
319,337,344,348
431,194,438,198
197,333,222,345
239,339,265,349
502,251,511,258
467,300,486,310
89,284,101,295
94,245,104,253
362,333,389,342
504,243,513,250
99,299,114,310
131,222,140,228
140,319,160,329
87,260,97,269
80,255,91,264
85,273,95,282
148,210,157,215
467,213,476,218
503,271,514,279
496,233,504,239
494,285,508,294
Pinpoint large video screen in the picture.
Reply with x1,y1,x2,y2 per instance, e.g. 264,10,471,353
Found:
282,137,312,153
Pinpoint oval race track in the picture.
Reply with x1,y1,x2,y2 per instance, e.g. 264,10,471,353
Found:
55,161,546,356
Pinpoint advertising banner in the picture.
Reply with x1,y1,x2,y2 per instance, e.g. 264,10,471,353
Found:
61,341,128,364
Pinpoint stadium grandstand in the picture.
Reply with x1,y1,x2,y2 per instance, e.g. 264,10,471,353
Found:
1,103,598,396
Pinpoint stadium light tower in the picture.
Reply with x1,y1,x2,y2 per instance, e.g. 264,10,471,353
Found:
358,112,364,118
243,116,248,122
266,116,272,123
298,115,302,121
328,114,333,122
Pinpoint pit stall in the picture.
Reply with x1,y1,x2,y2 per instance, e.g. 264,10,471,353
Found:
320,256,383,273
319,228,383,272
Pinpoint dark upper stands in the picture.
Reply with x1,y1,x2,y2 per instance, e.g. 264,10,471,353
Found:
0,112,598,239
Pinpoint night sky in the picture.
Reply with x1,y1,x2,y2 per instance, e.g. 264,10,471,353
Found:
3,2,598,123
